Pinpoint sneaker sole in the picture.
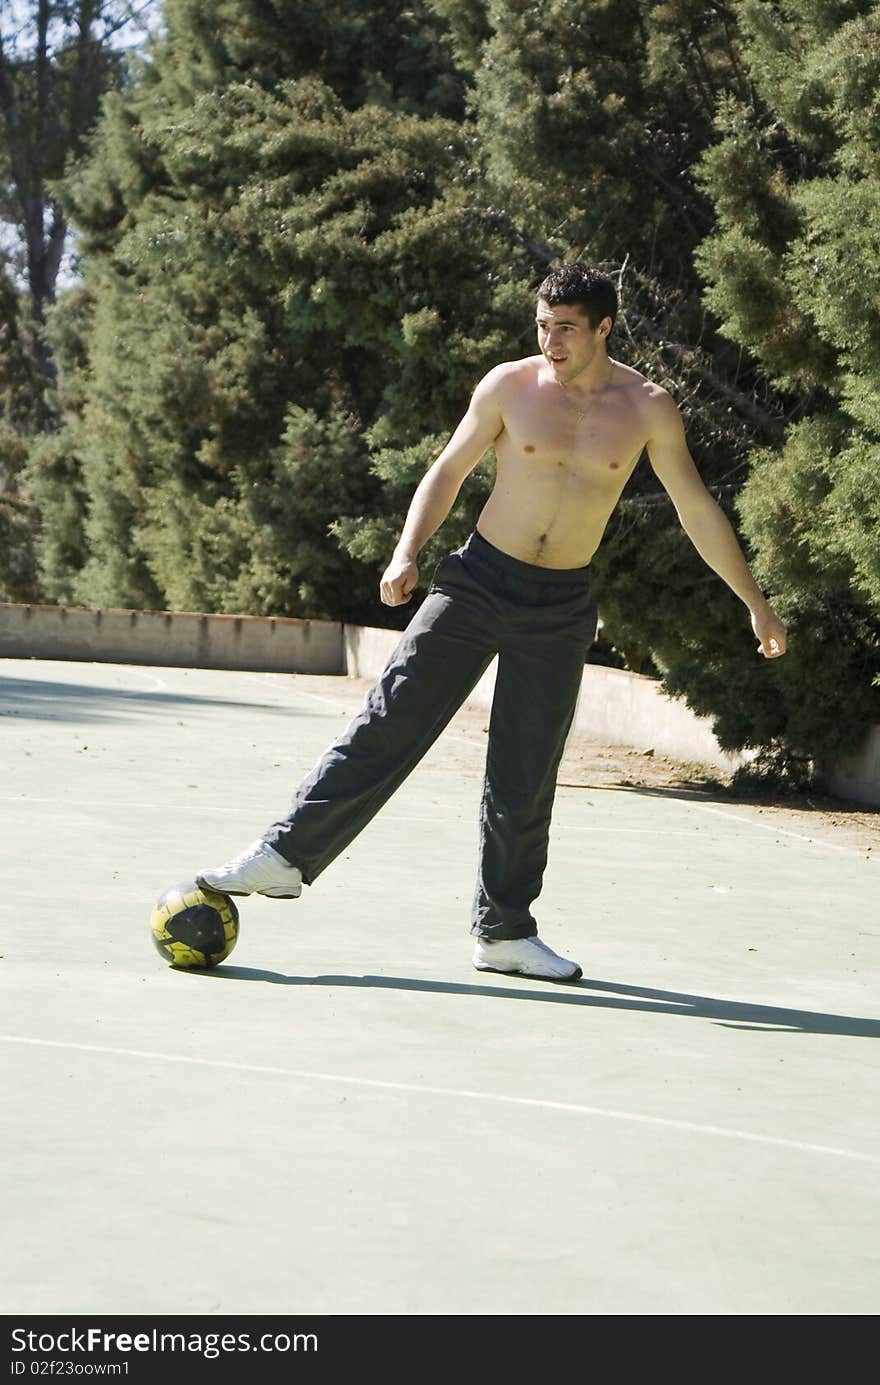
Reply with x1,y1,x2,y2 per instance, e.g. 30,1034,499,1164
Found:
473,961,583,983
195,875,301,899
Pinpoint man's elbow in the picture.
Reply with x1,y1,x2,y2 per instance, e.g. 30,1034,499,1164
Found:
676,489,725,532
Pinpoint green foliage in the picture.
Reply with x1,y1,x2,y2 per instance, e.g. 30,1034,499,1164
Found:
692,0,880,768
36,11,528,621
0,493,38,601
18,0,879,778
0,3,132,335
0,4,151,599
0,271,54,601
454,0,764,280
156,0,466,115
27,429,90,604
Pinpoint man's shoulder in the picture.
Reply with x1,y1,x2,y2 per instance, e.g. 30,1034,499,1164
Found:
613,362,678,417
472,355,540,399
612,360,669,399
484,355,541,382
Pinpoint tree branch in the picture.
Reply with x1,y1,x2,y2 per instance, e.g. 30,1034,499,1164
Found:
626,308,787,443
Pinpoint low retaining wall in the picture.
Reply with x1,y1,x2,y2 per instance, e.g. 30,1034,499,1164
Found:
815,728,880,808
3,601,878,805
0,601,344,675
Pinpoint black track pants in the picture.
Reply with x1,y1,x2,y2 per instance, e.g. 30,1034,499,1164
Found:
263,530,598,939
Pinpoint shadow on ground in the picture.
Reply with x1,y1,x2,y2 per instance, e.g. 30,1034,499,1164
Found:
560,776,879,825
184,966,880,1037
0,676,322,725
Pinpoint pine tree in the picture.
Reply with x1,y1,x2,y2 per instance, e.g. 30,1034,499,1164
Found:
693,0,880,769
0,269,52,599
0,3,147,367
0,3,150,599
35,1,524,620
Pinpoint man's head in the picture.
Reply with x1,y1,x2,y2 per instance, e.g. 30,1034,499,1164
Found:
534,264,618,383
536,263,618,332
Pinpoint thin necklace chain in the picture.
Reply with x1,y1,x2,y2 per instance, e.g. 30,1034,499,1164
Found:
557,360,614,420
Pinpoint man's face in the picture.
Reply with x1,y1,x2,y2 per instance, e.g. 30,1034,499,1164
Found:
535,299,609,382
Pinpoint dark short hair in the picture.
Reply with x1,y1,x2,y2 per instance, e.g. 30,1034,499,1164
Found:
536,263,618,333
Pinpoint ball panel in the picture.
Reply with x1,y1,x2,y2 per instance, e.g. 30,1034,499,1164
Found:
150,879,239,969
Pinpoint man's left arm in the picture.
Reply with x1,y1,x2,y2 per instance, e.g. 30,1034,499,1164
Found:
645,390,787,659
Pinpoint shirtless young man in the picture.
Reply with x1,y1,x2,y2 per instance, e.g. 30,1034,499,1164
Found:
197,264,787,982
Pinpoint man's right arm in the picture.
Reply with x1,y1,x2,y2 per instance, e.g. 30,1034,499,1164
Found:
380,367,507,607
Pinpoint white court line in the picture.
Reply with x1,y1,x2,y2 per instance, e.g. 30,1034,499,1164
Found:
254,678,354,714
115,666,169,692
253,673,488,752
1,1033,875,1166
1,792,871,856
674,800,870,856
0,793,867,850
0,795,700,835
3,663,171,694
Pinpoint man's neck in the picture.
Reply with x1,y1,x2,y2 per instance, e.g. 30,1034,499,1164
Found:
557,351,614,395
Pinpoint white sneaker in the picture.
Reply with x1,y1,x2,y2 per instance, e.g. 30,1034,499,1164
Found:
473,936,582,982
196,839,303,898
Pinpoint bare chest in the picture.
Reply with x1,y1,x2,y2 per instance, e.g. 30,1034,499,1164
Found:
499,385,647,476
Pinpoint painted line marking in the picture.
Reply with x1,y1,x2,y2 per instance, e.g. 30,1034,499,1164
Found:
0,796,695,833
2,791,871,854
0,794,870,855
253,674,489,751
677,800,868,855
115,667,169,692
1,1034,875,1166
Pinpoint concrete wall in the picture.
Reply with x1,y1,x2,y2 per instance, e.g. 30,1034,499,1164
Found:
343,623,400,680
3,600,878,805
0,601,344,676
815,727,880,808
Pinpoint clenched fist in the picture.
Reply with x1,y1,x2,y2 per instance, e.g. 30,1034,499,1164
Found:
380,554,419,607
751,604,788,659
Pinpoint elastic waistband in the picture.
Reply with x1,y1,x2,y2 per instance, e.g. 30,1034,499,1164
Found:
463,529,592,586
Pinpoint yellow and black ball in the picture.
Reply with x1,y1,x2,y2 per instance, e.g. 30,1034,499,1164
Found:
150,880,239,969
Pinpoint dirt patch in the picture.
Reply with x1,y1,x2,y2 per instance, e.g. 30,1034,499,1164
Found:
555,730,880,857
451,698,879,857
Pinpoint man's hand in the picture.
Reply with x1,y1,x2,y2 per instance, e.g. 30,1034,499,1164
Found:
380,554,419,607
751,604,788,659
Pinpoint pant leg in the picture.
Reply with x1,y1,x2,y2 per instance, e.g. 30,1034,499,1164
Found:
264,553,497,884
471,585,598,940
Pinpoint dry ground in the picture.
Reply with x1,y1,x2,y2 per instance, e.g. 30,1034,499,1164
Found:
554,727,880,858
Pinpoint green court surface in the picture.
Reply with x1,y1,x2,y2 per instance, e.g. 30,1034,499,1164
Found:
1,658,878,1316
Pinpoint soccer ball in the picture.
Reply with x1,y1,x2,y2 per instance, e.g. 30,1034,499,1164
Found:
150,880,240,969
